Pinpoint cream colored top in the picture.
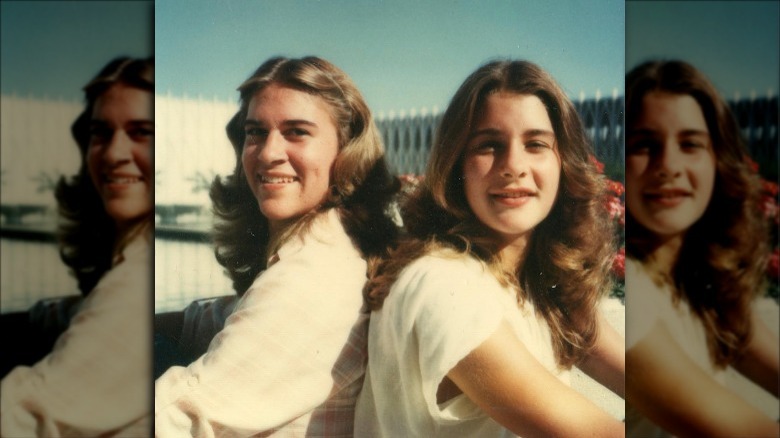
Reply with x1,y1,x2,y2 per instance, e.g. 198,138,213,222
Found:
625,257,725,438
355,250,569,437
155,209,369,437
1,233,152,437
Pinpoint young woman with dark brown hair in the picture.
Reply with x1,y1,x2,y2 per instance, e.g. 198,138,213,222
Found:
355,59,625,437
624,60,779,437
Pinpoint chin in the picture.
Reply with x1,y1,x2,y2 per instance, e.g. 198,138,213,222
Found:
105,206,151,226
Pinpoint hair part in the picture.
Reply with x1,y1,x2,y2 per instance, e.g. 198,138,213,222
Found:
625,60,769,367
366,59,616,369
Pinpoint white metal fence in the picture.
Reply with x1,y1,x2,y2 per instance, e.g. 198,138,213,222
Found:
4,92,775,313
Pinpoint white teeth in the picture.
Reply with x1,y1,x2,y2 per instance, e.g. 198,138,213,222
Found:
106,176,141,184
260,175,296,184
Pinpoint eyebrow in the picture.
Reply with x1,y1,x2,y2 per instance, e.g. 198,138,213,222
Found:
244,119,318,128
468,127,554,140
89,119,153,127
628,128,709,137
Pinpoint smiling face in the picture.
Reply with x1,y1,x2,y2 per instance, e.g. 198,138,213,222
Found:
87,84,153,232
462,93,561,257
626,91,717,240
241,84,340,234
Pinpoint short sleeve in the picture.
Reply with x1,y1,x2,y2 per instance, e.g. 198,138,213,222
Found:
388,255,511,420
625,258,663,349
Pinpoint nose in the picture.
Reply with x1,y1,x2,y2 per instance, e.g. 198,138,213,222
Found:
103,130,132,164
653,140,682,178
256,130,287,164
500,139,528,178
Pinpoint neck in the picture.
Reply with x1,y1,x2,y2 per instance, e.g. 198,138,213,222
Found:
645,233,684,279
114,218,150,259
497,233,530,273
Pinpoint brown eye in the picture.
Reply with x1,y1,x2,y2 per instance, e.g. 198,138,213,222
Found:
285,128,309,137
626,138,655,155
89,126,112,145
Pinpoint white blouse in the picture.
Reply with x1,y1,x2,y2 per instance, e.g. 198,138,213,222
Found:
624,257,725,438
155,209,370,437
1,232,152,437
355,250,568,437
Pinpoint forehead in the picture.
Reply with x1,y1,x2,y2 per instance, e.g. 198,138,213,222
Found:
91,84,153,120
633,92,708,133
246,84,335,122
475,93,553,129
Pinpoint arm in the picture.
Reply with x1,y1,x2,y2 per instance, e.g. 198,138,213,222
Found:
627,322,779,438
732,313,780,398
154,236,367,436
1,253,151,437
577,309,626,398
448,320,625,438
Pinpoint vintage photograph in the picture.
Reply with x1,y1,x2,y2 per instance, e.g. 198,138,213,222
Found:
625,1,779,436
152,0,626,436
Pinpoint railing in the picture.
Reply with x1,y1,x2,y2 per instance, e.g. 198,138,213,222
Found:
376,93,626,177
2,92,777,313
730,95,778,177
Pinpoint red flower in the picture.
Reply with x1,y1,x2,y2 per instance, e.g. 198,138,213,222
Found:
398,174,424,195
759,195,779,224
761,179,779,197
590,155,605,174
604,195,625,225
744,156,760,174
606,180,625,197
612,247,625,280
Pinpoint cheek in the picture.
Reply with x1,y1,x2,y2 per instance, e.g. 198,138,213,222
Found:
86,148,101,182
545,158,561,189
625,156,648,191
462,155,492,182
241,146,257,179
308,143,339,185
691,155,717,186
461,157,492,214
134,145,153,178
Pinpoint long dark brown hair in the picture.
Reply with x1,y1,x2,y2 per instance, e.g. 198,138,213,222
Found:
625,60,769,367
210,56,399,295
55,56,154,295
366,60,616,369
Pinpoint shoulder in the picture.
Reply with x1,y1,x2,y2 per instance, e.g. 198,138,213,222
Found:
243,210,366,306
278,209,362,263
382,250,512,330
625,257,667,305
395,250,504,298
625,257,677,349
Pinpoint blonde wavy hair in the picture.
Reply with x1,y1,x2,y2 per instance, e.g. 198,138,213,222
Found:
366,60,616,369
56,56,154,295
211,56,399,295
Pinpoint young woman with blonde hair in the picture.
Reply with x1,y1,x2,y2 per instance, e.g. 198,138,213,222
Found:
154,56,399,437
355,59,625,437
1,56,154,437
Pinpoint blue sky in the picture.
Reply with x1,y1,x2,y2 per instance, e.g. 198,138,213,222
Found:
155,0,624,112
626,1,779,97
1,0,625,111
1,1,152,100
2,1,777,107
